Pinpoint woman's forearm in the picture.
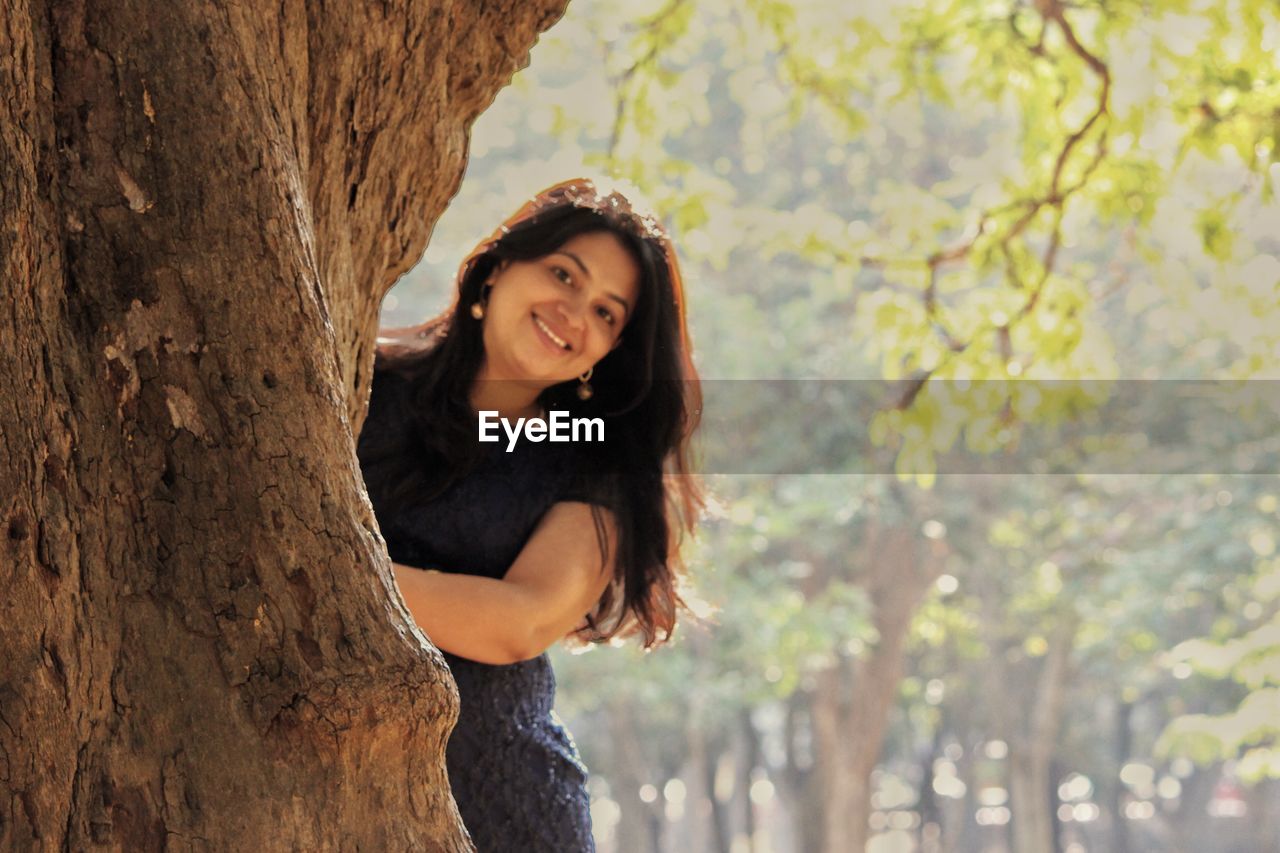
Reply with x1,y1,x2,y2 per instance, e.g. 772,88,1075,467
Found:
391,562,540,665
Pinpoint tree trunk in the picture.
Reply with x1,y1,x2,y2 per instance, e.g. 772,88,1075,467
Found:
842,519,948,853
1160,762,1220,853
916,722,944,852
949,737,982,853
740,708,763,853
813,660,856,853
1245,777,1280,853
1008,613,1077,853
777,692,820,853
703,741,732,853
1106,698,1134,853
0,0,565,847
812,512,947,853
684,632,727,853
608,700,661,853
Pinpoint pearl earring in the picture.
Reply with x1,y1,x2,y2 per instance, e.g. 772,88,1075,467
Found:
577,367,594,400
470,281,493,320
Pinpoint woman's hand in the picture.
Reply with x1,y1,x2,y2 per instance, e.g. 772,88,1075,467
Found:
391,501,617,665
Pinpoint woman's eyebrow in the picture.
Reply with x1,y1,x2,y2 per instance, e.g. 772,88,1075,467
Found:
558,251,630,319
605,292,631,320
557,250,592,280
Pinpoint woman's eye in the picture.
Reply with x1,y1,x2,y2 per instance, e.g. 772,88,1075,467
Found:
552,266,573,285
596,306,616,325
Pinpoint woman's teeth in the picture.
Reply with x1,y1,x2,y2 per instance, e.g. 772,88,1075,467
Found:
534,315,570,350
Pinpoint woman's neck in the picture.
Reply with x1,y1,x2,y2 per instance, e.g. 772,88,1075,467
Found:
469,362,545,421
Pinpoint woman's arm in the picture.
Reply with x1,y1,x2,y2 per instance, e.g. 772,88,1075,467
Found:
392,501,617,665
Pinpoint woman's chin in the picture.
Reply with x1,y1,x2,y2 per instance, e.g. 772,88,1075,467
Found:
505,360,572,389
513,347,574,383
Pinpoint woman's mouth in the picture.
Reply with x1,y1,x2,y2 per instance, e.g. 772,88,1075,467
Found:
533,313,571,352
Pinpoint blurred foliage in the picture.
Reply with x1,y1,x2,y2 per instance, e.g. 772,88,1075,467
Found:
381,0,1280,846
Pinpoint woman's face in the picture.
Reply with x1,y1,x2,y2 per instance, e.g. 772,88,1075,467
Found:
480,230,641,386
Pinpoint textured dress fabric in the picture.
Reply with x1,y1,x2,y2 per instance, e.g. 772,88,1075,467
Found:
357,367,606,853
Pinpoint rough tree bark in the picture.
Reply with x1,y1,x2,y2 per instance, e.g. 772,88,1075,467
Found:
0,0,566,848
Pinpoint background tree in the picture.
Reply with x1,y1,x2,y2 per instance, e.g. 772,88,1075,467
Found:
0,1,565,847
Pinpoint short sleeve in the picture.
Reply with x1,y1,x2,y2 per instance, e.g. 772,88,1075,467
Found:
558,466,622,513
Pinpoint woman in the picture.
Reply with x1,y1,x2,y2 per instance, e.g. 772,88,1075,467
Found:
356,178,702,851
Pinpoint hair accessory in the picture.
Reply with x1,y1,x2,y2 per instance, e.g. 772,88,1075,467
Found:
554,179,670,244
577,367,594,400
484,177,671,246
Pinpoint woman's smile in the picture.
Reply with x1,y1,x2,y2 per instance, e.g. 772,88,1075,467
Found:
532,312,573,354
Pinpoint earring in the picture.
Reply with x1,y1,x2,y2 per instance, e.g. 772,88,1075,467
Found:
470,281,493,320
577,367,594,400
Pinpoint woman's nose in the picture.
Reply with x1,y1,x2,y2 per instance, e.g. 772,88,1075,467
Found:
556,296,587,330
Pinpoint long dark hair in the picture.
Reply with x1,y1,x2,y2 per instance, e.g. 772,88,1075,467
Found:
361,179,702,648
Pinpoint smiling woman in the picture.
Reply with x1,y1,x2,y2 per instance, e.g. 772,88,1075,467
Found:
477,231,638,395
357,178,703,852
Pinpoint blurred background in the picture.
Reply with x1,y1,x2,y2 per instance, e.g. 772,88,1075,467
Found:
379,1,1280,850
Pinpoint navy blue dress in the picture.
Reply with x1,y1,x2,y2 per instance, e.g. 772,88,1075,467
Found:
358,367,603,852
